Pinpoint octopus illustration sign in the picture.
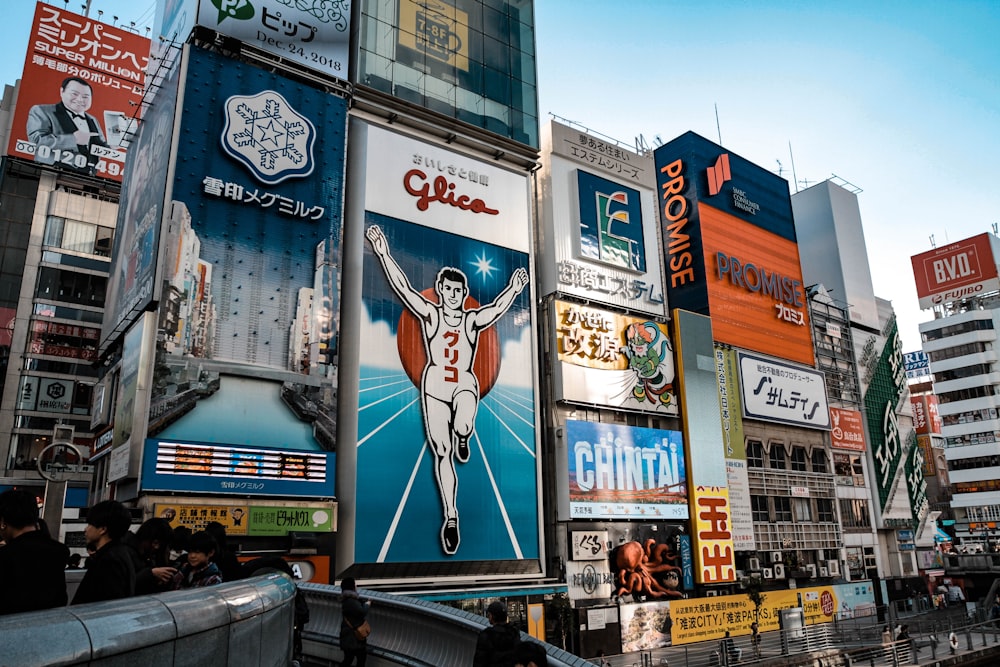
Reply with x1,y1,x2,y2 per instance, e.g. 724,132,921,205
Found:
354,123,538,565
552,300,678,415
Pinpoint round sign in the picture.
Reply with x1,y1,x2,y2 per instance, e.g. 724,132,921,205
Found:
36,442,83,482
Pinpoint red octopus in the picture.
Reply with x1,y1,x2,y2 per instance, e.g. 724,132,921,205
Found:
614,538,684,599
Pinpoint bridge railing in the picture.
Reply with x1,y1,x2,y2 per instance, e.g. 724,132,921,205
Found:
299,583,596,667
0,573,298,666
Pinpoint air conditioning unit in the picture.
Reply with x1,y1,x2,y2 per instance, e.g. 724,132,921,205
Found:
770,551,783,564
819,566,829,577
748,557,761,571
806,563,817,578
706,589,718,597
762,567,774,580
772,563,786,579
828,560,841,576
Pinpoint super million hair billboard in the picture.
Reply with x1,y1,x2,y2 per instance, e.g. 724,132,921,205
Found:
342,121,540,575
7,3,149,183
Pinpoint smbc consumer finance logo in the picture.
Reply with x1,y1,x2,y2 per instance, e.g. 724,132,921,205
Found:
221,90,316,185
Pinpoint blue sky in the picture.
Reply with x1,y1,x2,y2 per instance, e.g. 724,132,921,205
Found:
4,0,998,350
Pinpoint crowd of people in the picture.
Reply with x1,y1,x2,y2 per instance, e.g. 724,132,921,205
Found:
0,490,262,613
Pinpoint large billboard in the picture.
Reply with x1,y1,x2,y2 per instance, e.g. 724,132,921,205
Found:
538,121,666,316
911,233,1000,309
6,3,149,182
564,420,687,520
140,46,347,490
101,42,182,350
911,395,942,435
551,300,677,415
738,351,830,430
353,123,538,564
654,134,813,366
716,346,754,551
830,407,866,451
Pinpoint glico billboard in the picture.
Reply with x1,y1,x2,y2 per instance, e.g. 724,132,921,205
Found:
6,3,149,183
911,233,1000,309
653,133,814,366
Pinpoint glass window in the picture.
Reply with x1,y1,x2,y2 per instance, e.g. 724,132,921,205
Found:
791,446,808,472
812,449,828,473
747,440,764,468
769,444,786,470
774,497,792,522
792,497,812,522
751,495,769,522
817,498,835,523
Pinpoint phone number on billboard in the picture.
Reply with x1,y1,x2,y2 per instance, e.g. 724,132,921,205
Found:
15,140,123,177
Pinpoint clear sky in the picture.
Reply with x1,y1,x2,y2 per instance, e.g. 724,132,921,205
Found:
3,0,998,351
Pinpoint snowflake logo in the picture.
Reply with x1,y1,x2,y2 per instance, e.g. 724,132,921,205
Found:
220,90,316,185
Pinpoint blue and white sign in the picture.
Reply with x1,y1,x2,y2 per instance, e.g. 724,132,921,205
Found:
221,90,316,184
904,350,930,379
738,351,830,430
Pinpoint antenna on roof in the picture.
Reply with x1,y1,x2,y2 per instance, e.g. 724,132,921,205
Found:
789,142,799,193
929,234,935,248
714,104,723,145
992,223,998,236
775,159,784,177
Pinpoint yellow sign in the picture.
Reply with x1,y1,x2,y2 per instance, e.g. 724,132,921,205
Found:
154,503,249,535
691,486,736,584
669,585,841,645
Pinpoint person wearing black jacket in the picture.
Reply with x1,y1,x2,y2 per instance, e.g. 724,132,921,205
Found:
0,489,69,614
124,518,177,595
72,500,135,605
474,601,520,667
340,577,370,666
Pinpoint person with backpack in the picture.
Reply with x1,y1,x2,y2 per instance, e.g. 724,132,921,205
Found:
474,600,520,666
340,576,370,666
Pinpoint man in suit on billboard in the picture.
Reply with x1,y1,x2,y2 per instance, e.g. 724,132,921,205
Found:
27,76,108,176
366,225,528,555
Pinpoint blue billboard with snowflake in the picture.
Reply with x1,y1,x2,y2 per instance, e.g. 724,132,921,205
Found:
140,45,346,489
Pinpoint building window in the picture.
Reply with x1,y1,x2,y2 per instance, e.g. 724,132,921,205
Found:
774,497,792,522
839,498,871,529
792,497,812,522
812,449,828,473
751,495,769,522
816,498,835,522
43,216,113,258
747,440,764,468
769,444,787,470
791,446,808,472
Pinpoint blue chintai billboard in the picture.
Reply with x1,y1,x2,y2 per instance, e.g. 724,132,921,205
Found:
141,45,347,497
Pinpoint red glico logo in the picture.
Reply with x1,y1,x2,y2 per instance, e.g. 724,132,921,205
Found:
403,169,499,215
707,154,731,196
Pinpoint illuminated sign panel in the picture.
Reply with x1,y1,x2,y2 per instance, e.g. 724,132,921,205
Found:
911,233,1000,309
738,351,830,429
653,133,812,366
538,121,666,316
673,310,735,584
565,420,688,520
552,300,677,415
355,122,538,565
830,407,866,451
6,3,149,182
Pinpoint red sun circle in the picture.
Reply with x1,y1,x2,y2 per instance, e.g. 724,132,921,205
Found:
396,288,501,398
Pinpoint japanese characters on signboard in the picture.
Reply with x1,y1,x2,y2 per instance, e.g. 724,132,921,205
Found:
905,440,929,528
356,122,537,565
565,420,687,520
917,435,936,477
738,351,830,429
911,233,1000,309
716,346,754,551
653,134,813,366
904,350,930,380
154,502,334,536
911,395,942,435
540,121,666,316
571,530,609,561
566,560,615,603
830,407,866,451
6,3,149,182
143,46,346,467
552,300,677,415
194,0,350,80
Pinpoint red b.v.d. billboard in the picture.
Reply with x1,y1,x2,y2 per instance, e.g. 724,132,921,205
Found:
6,3,149,183
911,233,1000,309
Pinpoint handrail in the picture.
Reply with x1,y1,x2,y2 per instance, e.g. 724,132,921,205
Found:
0,573,298,666
299,583,595,667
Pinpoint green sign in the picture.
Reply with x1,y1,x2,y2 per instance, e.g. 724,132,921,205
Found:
248,506,334,536
863,320,907,513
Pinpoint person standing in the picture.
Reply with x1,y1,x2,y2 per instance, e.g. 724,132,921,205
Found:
0,488,70,614
340,577,370,666
124,517,177,595
170,531,223,589
474,601,520,667
26,77,109,176
72,500,136,604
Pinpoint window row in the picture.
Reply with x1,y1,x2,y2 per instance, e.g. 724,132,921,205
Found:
927,342,990,362
948,455,1000,471
747,441,828,473
937,384,999,404
750,495,836,523
922,318,994,341
839,499,872,529
44,215,114,258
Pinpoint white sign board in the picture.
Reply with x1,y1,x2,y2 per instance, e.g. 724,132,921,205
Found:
738,351,830,430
